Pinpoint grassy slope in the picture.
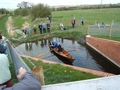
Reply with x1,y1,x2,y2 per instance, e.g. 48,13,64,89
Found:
23,58,101,85
28,8,120,41
52,8,120,25
12,16,26,28
0,15,8,37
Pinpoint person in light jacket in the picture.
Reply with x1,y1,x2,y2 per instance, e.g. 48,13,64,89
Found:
0,54,12,87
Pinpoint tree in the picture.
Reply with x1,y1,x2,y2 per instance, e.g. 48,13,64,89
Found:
14,9,21,16
30,3,51,20
0,8,9,14
17,1,34,9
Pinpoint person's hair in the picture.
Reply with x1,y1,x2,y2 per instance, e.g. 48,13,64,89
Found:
0,35,2,39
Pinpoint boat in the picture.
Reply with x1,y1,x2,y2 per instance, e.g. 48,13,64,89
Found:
50,47,75,63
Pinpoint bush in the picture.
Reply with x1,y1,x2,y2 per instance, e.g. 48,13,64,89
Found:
30,3,51,20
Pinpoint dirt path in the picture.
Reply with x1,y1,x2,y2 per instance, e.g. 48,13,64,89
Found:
6,16,15,36
6,16,30,37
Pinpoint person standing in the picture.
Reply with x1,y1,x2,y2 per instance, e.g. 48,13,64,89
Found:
81,17,84,25
25,26,30,36
33,25,37,34
71,19,75,28
38,23,42,34
74,17,76,25
0,54,12,87
48,15,52,24
46,22,50,33
42,23,46,33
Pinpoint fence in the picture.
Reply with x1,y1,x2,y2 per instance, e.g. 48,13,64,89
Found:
87,22,120,37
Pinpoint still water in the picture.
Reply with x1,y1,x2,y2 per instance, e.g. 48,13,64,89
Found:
15,37,120,74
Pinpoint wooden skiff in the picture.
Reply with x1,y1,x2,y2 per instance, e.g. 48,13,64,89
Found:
50,47,75,63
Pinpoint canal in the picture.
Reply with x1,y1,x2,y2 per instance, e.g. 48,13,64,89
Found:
15,37,120,74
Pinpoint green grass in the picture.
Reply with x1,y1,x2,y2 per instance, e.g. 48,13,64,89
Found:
0,15,8,37
8,8,120,55
10,58,101,85
51,8,120,29
24,58,101,85
29,8,120,41
9,61,18,84
9,8,120,42
12,16,26,28
52,8,120,24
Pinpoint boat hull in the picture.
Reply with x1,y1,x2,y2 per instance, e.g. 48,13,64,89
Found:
50,48,75,63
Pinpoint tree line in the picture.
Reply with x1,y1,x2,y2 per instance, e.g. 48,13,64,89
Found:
0,1,51,21
0,1,120,21
52,3,120,11
13,1,51,21
0,8,9,14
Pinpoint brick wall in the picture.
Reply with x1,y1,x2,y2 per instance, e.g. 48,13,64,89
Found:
86,35,120,68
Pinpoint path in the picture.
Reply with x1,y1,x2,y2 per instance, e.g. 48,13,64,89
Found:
6,16,30,37
6,16,15,36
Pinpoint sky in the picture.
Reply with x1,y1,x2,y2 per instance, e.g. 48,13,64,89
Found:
0,0,119,10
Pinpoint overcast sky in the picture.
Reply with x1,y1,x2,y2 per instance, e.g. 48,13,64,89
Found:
0,0,119,9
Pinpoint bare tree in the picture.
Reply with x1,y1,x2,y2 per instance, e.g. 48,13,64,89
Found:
17,1,34,9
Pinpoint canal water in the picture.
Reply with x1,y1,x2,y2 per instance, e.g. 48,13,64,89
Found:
15,37,120,74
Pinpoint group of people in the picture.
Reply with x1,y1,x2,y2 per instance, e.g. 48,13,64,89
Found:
33,23,50,35
22,22,51,38
59,17,84,30
97,22,106,29
38,22,51,34
49,40,62,52
71,17,84,28
0,34,42,90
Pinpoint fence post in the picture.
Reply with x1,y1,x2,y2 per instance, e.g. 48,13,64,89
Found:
87,25,90,35
109,23,112,37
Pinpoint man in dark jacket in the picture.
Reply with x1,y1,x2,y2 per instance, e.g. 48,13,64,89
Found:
0,67,41,90
57,43,62,52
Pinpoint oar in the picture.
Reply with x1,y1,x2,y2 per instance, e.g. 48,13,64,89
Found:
65,48,80,51
36,50,51,58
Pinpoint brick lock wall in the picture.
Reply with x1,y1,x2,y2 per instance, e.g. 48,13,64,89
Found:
86,36,120,67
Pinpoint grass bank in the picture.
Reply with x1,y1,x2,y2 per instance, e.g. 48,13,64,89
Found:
0,15,8,37
10,57,101,85
10,8,120,44
12,16,26,28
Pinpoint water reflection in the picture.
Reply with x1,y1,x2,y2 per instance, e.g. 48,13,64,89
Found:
72,39,75,45
35,41,38,46
25,42,32,51
15,37,120,74
25,43,28,51
40,40,44,48
44,39,47,46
